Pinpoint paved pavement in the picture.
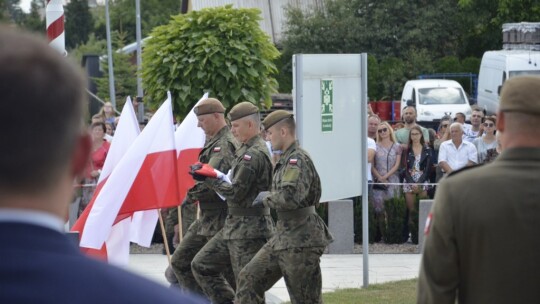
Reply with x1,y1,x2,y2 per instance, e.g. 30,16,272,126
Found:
126,253,422,303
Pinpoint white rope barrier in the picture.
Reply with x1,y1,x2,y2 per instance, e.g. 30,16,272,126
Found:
75,182,440,188
74,183,97,188
369,182,439,186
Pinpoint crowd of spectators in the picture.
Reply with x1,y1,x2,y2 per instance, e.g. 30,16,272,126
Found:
368,104,500,243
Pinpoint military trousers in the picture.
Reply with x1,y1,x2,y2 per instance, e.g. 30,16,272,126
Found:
192,229,265,304
170,228,208,295
235,243,325,304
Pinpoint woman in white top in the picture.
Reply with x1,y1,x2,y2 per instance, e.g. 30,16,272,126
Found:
473,116,498,164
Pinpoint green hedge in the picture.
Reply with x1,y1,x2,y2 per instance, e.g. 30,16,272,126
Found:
383,195,407,244
333,194,423,245
353,196,377,244
410,198,420,244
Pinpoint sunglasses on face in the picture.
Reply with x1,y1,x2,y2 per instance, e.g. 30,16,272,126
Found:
484,123,494,127
378,128,388,134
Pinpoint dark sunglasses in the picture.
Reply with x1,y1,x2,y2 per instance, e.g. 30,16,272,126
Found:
378,128,388,134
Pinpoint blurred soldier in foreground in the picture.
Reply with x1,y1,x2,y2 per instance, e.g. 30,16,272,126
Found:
418,76,540,303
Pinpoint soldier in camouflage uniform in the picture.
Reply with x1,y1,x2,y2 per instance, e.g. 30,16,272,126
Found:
190,102,275,304
170,98,237,295
235,110,334,304
164,203,198,286
165,203,196,243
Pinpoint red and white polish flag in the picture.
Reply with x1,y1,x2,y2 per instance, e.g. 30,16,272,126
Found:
79,93,179,250
72,98,159,265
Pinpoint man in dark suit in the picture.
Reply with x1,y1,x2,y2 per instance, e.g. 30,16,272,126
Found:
0,27,206,304
418,76,540,303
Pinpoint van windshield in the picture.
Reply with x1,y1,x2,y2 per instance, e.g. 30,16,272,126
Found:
417,87,467,105
509,70,540,77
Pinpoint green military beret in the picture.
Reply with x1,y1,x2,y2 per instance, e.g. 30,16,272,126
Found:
500,76,540,115
262,110,294,130
228,102,259,121
194,98,225,116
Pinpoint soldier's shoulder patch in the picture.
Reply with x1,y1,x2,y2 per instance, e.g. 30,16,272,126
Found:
424,212,433,236
213,147,221,152
282,166,300,182
243,154,252,161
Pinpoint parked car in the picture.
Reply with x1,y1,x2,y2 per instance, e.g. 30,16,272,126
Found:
400,79,472,126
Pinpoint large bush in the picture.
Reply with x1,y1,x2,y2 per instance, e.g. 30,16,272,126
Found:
353,196,377,244
410,198,420,245
142,5,280,119
384,194,407,244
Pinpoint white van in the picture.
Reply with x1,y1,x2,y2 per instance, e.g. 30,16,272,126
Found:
400,79,472,124
477,50,540,115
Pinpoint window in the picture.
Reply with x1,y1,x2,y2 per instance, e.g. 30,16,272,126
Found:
418,87,467,105
509,70,540,77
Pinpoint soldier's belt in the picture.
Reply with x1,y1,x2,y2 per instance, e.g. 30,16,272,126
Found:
277,206,316,220
199,202,227,210
199,202,227,216
228,207,271,216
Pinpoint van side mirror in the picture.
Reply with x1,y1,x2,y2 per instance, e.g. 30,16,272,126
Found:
497,85,502,95
406,99,415,107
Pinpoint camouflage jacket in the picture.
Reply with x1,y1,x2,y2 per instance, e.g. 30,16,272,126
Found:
187,126,237,236
207,135,275,239
263,142,333,250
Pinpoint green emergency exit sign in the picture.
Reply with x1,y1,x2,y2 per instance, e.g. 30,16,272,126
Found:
321,79,333,132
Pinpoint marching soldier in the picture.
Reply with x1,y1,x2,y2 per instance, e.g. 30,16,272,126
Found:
170,98,237,295
235,110,333,304
190,102,275,303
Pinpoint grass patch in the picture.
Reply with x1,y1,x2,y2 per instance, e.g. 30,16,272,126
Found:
286,278,418,304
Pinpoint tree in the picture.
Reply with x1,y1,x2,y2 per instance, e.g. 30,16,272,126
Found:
65,0,93,49
457,0,540,57
282,0,462,60
109,0,181,43
2,0,24,24
69,33,107,64
0,0,8,21
90,5,107,41
280,0,464,98
94,31,137,110
142,5,280,119
19,0,45,33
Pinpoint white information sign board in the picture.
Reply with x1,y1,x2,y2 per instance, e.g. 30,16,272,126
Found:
293,54,367,202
